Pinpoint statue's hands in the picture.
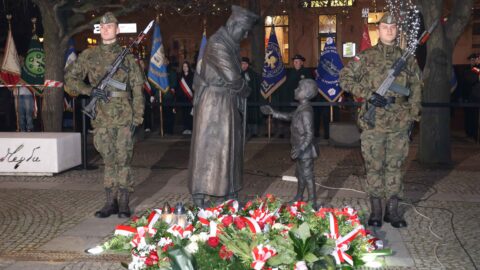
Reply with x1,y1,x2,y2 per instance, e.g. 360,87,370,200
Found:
260,105,274,115
291,147,300,159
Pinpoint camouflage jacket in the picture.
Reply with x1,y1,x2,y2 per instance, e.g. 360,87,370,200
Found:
64,42,144,127
339,42,422,132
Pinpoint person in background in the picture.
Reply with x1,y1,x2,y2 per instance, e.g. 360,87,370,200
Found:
241,57,262,138
15,85,35,132
178,61,194,135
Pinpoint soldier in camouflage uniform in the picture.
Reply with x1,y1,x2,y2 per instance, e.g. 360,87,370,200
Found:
64,12,144,218
339,13,422,228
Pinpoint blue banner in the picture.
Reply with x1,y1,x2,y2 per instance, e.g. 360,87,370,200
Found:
148,22,170,93
64,38,77,70
195,31,207,74
316,37,343,102
261,25,286,99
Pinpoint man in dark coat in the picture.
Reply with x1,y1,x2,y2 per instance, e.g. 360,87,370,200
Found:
241,57,262,137
188,5,259,207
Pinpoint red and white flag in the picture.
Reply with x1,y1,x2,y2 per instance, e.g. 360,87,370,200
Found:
359,23,372,52
0,26,21,88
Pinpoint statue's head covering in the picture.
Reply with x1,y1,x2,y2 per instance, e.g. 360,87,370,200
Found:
100,12,118,24
228,5,259,29
378,12,396,25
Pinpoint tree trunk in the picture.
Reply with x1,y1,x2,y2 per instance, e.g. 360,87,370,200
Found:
418,0,474,164
249,0,265,75
36,1,67,132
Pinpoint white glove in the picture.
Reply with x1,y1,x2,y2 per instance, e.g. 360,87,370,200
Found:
150,96,155,103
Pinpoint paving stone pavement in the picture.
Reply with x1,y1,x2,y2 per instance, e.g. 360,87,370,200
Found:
0,134,480,270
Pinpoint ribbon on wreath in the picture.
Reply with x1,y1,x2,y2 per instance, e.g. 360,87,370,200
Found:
288,201,307,217
326,212,367,266
167,224,194,239
131,226,158,248
241,216,262,234
251,244,277,270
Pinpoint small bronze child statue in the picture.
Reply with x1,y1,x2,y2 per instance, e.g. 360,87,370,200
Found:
261,79,319,209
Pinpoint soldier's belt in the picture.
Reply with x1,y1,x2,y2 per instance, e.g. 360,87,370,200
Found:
107,91,131,98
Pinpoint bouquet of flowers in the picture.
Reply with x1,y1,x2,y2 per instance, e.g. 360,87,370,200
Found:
92,195,390,270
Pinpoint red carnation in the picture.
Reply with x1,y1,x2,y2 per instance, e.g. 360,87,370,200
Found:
131,215,139,222
207,236,220,248
222,215,233,227
233,217,246,230
219,245,233,260
145,250,159,266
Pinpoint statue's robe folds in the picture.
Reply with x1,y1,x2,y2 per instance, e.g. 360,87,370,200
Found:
188,27,250,197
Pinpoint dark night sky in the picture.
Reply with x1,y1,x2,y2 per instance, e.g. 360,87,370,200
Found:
0,0,43,56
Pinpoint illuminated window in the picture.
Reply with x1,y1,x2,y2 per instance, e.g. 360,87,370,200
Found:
265,15,289,64
301,0,354,8
318,15,336,52
367,12,384,45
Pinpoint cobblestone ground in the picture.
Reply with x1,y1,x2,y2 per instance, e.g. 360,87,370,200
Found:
0,135,479,269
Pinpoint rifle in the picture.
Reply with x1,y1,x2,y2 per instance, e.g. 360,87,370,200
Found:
361,18,439,128
82,20,154,119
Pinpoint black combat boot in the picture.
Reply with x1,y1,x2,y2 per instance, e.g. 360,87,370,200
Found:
384,196,407,228
305,177,318,210
94,188,119,218
367,197,383,227
192,194,205,208
118,188,131,218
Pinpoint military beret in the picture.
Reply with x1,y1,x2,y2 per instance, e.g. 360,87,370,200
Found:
100,12,118,24
229,5,259,29
292,54,306,61
379,12,396,25
241,57,250,64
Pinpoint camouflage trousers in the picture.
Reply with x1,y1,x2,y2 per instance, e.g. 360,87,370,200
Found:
360,129,409,198
93,126,134,192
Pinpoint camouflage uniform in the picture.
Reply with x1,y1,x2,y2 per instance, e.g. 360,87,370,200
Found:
339,37,422,199
64,14,144,193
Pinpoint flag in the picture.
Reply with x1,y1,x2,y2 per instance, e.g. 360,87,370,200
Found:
195,31,207,74
0,25,21,88
261,25,286,99
21,33,45,95
147,22,170,93
64,38,77,70
316,36,344,102
359,23,372,52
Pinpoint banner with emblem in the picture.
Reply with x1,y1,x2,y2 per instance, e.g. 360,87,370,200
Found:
261,25,286,99
21,33,45,95
195,31,207,74
1,23,21,89
148,21,170,93
316,36,344,102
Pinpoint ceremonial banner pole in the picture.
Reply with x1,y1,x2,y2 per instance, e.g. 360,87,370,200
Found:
268,96,271,140
330,105,333,123
159,92,164,137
